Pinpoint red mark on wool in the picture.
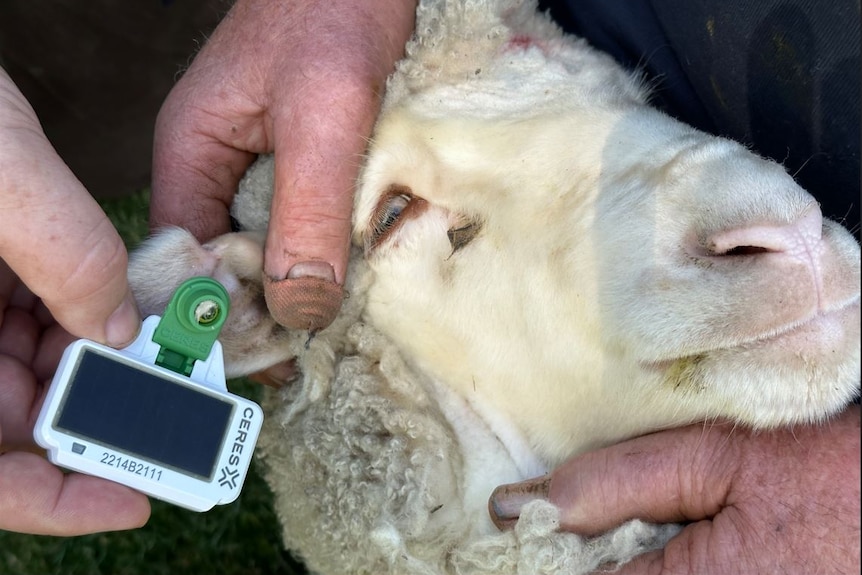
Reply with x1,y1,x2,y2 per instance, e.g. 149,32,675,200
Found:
508,35,535,50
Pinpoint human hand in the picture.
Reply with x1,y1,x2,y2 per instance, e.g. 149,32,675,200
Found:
151,0,416,331
490,405,861,574
0,67,150,534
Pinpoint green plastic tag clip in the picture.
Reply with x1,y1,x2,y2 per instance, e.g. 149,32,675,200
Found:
152,277,230,377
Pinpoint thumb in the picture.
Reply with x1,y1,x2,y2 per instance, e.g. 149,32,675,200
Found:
262,64,387,331
261,89,360,331
549,424,737,535
260,0,415,332
0,79,139,346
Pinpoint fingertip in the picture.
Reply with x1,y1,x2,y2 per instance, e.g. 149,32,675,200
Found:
262,198,351,330
0,453,151,536
13,212,137,347
262,176,353,333
104,291,142,348
488,475,551,531
263,273,345,331
61,473,152,532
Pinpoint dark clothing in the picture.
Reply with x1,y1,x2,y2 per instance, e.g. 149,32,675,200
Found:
541,0,861,233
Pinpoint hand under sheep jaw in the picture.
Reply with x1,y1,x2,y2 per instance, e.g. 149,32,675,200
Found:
129,1,861,573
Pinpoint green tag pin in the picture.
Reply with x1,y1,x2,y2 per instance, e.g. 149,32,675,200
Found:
152,277,230,377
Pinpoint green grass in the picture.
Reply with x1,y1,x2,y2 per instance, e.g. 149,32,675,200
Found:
0,190,306,575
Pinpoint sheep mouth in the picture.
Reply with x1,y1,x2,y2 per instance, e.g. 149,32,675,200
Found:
734,296,860,352
642,296,860,373
719,296,858,361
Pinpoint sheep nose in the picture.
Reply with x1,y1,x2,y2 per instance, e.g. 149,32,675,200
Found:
705,204,823,259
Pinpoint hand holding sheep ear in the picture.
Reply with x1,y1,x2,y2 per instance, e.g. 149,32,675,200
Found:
0,67,150,534
149,0,416,331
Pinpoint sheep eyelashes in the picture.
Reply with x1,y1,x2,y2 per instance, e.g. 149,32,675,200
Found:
365,185,426,252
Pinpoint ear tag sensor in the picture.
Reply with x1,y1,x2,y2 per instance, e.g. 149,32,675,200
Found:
34,277,263,512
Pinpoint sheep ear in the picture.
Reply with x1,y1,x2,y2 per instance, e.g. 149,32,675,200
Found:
128,227,216,317
129,228,298,380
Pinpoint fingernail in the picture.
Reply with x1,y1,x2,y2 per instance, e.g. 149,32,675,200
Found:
286,260,336,281
264,262,344,331
105,293,142,348
488,475,551,531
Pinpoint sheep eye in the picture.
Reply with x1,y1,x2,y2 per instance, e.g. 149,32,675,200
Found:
373,193,411,237
366,185,425,252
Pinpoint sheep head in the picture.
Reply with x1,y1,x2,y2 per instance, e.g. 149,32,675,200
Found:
354,102,860,467
348,0,861,465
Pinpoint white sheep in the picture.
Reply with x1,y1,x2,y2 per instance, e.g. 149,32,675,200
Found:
129,0,861,573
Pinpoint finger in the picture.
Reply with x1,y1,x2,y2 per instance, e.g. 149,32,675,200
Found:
0,89,139,346
549,424,739,535
0,451,150,535
262,85,366,329
264,62,378,287
0,355,40,449
262,31,395,330
0,186,140,348
261,1,414,331
489,423,739,536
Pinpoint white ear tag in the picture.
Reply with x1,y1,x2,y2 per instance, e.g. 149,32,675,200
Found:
34,277,263,512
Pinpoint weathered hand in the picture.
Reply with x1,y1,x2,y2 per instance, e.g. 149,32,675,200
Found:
151,0,416,330
0,68,149,534
491,405,861,574
0,68,140,347
0,266,150,534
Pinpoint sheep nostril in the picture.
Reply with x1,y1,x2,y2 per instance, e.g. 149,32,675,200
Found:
720,245,772,257
703,205,823,259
